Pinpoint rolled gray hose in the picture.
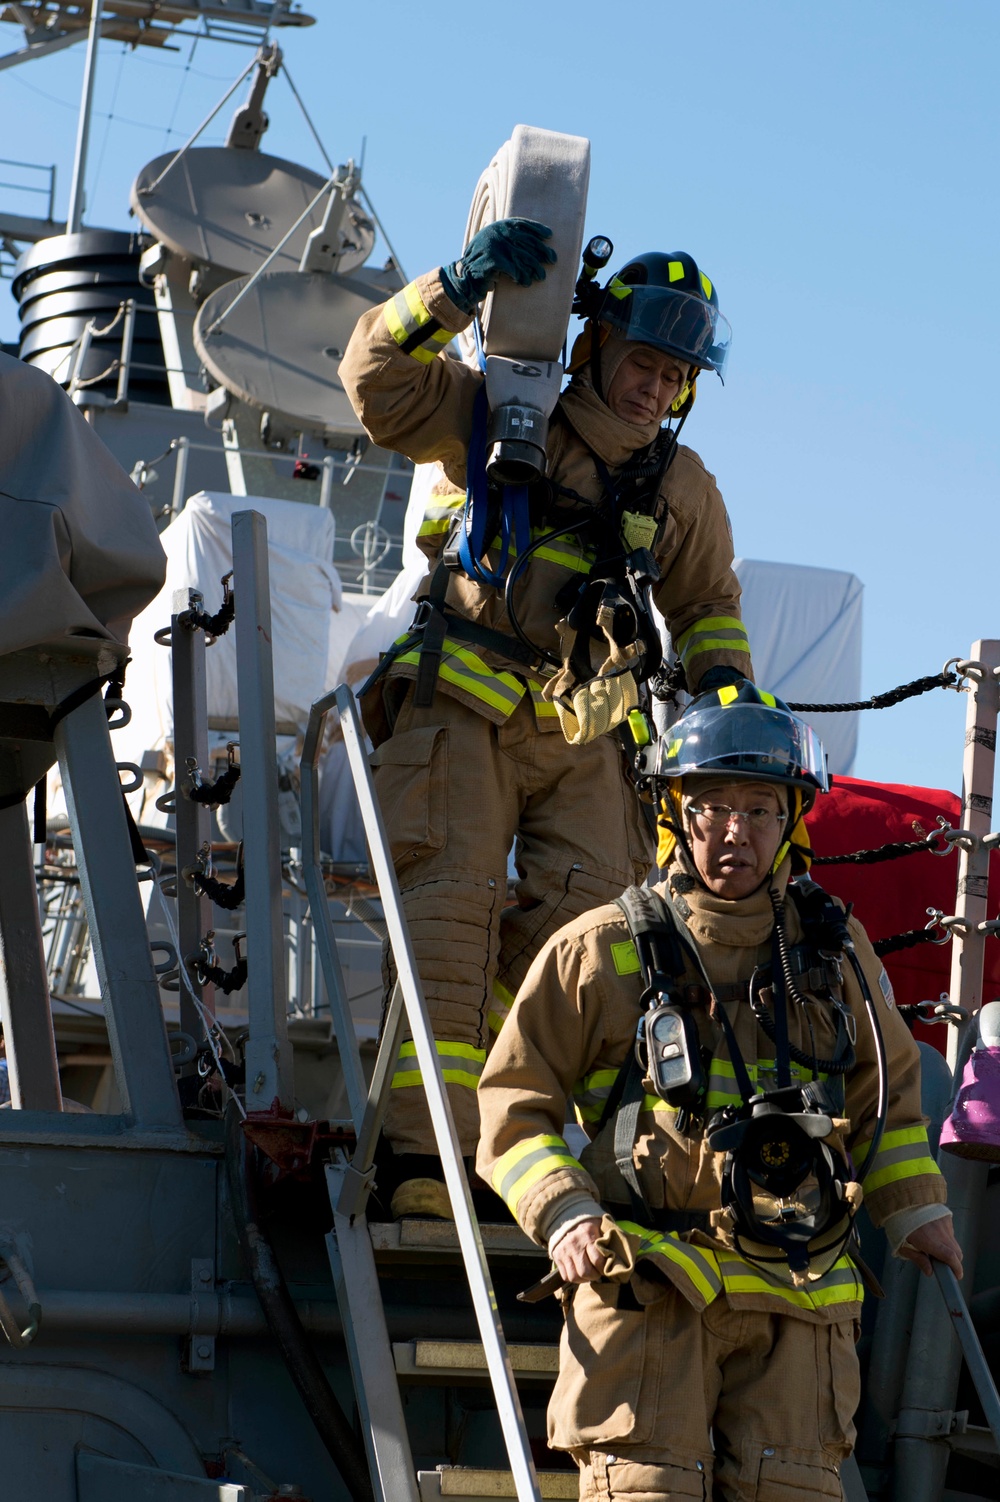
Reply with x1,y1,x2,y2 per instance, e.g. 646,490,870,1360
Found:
458,124,590,367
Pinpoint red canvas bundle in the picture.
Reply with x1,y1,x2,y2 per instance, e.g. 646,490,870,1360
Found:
805,776,1000,1053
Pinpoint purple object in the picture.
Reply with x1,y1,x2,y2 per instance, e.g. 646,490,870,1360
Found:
940,1046,1000,1161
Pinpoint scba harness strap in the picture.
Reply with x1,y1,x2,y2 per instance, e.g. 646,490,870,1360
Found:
395,392,676,711
606,881,857,1263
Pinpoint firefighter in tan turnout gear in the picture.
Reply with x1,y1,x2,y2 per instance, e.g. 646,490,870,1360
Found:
341,219,752,1216
476,686,963,1500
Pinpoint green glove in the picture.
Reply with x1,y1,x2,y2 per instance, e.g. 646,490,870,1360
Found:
440,217,555,314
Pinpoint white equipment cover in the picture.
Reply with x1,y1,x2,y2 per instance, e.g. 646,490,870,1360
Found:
121,492,345,769
0,352,165,652
317,464,439,861
734,558,863,775
459,124,590,365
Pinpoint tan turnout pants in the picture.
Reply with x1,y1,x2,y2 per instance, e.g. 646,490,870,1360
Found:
370,686,653,1156
566,1291,860,1501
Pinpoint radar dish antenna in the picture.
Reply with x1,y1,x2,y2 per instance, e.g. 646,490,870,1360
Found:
193,264,403,441
131,149,375,279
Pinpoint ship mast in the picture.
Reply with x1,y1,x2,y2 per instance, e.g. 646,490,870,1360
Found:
65,0,103,234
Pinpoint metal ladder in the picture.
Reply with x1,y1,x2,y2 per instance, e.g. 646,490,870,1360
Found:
302,683,549,1502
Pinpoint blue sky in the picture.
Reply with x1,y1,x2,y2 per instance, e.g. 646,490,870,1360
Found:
1,0,996,793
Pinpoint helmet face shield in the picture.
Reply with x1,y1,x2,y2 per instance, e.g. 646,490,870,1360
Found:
602,284,732,378
654,703,830,793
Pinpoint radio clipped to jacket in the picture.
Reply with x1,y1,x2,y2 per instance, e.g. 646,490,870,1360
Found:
635,998,705,1114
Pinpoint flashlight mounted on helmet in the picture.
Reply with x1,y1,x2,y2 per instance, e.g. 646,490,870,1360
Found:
572,234,614,318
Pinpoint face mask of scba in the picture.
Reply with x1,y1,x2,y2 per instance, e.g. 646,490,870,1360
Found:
707,1085,858,1282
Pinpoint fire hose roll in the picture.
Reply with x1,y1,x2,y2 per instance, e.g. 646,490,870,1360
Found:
461,124,590,363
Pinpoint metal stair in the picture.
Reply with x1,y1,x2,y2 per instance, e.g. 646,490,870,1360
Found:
417,1468,578,1500
303,688,554,1502
393,1340,559,1383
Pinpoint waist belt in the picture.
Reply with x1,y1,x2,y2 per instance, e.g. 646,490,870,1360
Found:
604,1203,710,1234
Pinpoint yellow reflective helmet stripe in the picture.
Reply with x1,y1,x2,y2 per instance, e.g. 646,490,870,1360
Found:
758,690,777,708
667,260,686,283
493,1134,583,1218
607,276,632,301
718,684,739,706
700,272,713,300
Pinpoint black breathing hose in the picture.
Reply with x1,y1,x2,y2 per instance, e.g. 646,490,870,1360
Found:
223,1104,374,1502
503,516,595,666
757,890,855,1075
842,943,889,1186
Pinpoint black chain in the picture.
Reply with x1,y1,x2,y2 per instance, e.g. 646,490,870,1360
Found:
180,572,235,639
873,928,941,957
188,762,241,808
197,954,248,995
788,671,958,715
191,867,245,911
813,837,941,866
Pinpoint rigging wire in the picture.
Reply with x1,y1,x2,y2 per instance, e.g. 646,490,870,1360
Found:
90,42,128,191
280,60,334,172
161,30,200,151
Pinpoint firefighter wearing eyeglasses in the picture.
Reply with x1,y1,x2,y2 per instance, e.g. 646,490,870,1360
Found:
476,684,961,1500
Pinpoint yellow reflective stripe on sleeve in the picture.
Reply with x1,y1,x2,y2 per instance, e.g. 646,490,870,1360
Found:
390,1039,486,1092
611,940,641,976
675,615,748,656
854,1125,942,1192
396,638,526,717
572,1067,620,1123
716,1251,864,1309
617,1219,723,1305
686,638,754,661
488,979,516,1036
493,1134,584,1217
417,496,465,538
384,282,455,361
408,330,455,365
402,280,432,327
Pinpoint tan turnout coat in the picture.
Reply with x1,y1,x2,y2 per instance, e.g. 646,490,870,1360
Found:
340,269,753,725
476,867,945,1447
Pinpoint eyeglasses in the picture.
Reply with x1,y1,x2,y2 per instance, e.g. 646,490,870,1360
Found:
687,803,783,831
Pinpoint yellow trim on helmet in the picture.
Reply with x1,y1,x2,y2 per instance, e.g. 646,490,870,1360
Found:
655,782,813,876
